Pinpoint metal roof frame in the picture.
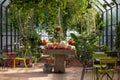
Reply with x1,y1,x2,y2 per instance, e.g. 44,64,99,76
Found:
0,0,7,50
0,0,6,5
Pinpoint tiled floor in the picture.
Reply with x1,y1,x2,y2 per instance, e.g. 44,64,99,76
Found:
0,56,119,80
0,65,118,80
0,66,87,80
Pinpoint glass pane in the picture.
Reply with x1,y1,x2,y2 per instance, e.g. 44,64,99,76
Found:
116,0,120,4
108,10,111,26
111,4,116,7
112,25,116,35
103,13,106,26
3,0,10,7
93,6,100,11
93,6,103,13
118,6,120,22
98,0,105,4
0,0,5,4
112,36,116,50
108,36,111,48
2,35,7,47
108,25,111,35
2,7,6,34
98,5,106,11
96,1,106,11
106,0,112,4
112,7,116,25
106,6,111,9
104,36,106,45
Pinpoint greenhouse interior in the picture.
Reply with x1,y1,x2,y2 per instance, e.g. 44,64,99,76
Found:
0,0,120,80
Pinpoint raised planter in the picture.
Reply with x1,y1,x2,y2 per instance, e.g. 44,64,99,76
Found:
43,49,75,73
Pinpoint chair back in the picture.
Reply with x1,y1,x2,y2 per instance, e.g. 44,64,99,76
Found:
94,52,104,54
92,53,107,59
92,53,107,67
99,58,117,71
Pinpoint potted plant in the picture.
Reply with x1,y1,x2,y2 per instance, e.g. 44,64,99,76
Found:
9,2,42,63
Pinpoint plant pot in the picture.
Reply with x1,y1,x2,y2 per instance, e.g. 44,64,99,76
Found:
47,58,54,64
7,59,19,67
26,58,32,64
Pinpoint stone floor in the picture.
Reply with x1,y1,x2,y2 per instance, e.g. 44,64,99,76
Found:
0,65,118,80
0,66,82,80
0,56,119,80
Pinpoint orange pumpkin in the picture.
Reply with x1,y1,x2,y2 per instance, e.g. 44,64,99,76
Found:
43,39,48,45
53,42,59,47
68,39,76,45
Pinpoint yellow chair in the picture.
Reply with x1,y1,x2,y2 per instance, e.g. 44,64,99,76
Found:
98,58,117,80
13,47,30,68
14,58,27,68
92,53,108,79
92,53,107,68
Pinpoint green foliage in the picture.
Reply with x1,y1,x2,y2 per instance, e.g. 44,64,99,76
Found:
95,12,104,32
99,45,110,51
115,22,120,51
70,32,98,58
9,0,101,60
10,0,95,39
9,1,41,59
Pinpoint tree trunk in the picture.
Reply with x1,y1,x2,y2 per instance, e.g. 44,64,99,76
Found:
57,0,63,42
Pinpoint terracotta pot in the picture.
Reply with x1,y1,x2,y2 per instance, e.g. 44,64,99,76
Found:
47,58,54,64
26,58,32,64
7,59,19,66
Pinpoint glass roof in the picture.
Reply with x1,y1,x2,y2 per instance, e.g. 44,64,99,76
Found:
0,0,10,7
92,0,120,12
98,0,106,4
98,0,113,4
93,0,106,12
93,6,103,13
0,0,5,4
2,0,10,7
116,0,120,4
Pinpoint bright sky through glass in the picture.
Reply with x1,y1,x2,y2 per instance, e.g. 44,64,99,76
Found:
98,0,113,4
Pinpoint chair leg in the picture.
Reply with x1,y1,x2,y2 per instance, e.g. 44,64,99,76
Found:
81,67,85,80
111,72,114,80
2,59,8,70
106,73,112,80
93,69,96,80
14,59,16,68
118,71,120,80
96,69,99,80
23,59,27,68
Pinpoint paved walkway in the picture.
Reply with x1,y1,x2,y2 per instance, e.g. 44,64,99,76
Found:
0,66,118,80
0,56,118,80
0,66,84,80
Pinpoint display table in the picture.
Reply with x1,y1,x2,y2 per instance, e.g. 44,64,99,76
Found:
43,49,75,73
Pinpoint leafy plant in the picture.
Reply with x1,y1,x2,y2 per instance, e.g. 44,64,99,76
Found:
99,45,110,51
71,32,98,58
9,2,41,59
115,22,120,51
